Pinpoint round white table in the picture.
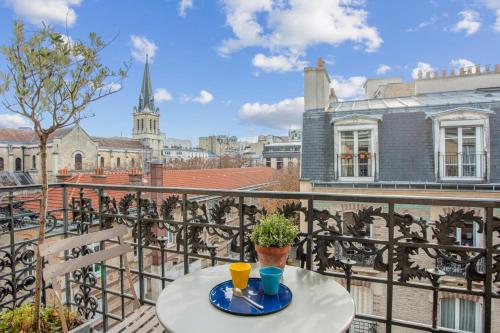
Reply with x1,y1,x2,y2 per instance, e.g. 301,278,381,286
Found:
155,264,355,333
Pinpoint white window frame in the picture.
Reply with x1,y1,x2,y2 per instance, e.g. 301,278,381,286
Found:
429,107,491,182
333,116,379,182
439,298,482,333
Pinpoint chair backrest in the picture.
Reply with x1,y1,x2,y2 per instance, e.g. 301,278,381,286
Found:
40,225,130,281
40,225,140,333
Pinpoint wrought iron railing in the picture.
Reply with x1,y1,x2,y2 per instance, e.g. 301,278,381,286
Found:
0,183,499,333
439,153,487,179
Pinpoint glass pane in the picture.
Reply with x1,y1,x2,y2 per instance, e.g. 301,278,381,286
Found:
459,300,476,332
340,131,354,177
462,127,477,177
357,130,371,177
440,299,455,329
444,128,458,177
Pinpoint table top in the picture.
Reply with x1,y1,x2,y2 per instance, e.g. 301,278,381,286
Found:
155,264,355,333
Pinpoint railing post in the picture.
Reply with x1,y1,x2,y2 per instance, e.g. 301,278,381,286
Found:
238,196,245,261
386,202,395,333
182,193,189,275
8,191,17,309
136,190,145,303
484,207,493,333
427,267,445,331
98,188,108,331
63,185,71,308
306,198,314,271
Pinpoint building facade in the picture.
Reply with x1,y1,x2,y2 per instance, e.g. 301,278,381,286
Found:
301,60,500,187
263,142,301,169
0,60,166,182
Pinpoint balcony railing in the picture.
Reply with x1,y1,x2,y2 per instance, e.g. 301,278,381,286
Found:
336,153,376,179
0,183,499,332
439,153,487,179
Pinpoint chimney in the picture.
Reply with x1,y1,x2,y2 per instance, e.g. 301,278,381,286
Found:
90,167,107,184
475,65,481,75
450,69,456,76
149,160,165,265
485,64,491,73
460,68,465,76
425,71,431,79
467,67,473,75
56,168,72,182
433,70,439,79
417,70,423,80
128,168,143,186
495,64,500,73
304,57,331,112
441,69,447,78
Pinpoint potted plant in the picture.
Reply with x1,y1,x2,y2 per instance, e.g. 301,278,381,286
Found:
0,303,95,333
250,214,299,269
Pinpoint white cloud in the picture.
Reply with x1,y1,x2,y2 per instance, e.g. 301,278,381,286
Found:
238,97,304,130
452,10,481,36
376,64,392,75
179,0,193,17
412,62,435,79
4,0,82,26
104,82,121,92
406,16,438,32
252,53,308,72
154,88,173,103
330,76,366,100
0,114,31,129
450,58,475,69
218,0,382,57
184,90,214,104
130,35,158,63
476,1,500,31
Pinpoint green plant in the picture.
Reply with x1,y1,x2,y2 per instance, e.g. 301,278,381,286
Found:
250,214,299,248
0,303,81,333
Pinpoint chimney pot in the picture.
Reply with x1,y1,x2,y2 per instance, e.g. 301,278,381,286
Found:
485,64,491,73
460,68,465,76
495,64,500,73
433,70,439,79
441,69,446,78
475,65,481,75
450,69,456,76
425,71,431,79
467,67,473,75
418,70,423,80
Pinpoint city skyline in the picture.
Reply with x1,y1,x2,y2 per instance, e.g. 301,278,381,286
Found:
0,0,499,144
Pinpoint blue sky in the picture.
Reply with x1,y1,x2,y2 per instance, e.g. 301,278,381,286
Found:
0,0,499,145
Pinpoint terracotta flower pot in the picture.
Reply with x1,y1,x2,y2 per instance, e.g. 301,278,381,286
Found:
255,244,291,269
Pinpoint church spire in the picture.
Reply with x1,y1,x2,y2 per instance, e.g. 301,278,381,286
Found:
138,55,155,112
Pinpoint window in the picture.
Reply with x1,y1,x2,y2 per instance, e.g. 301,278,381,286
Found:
137,119,140,131
440,298,480,332
149,119,152,131
277,158,283,170
339,130,373,178
131,158,135,167
116,157,121,168
15,157,22,172
441,126,483,178
74,153,82,170
153,120,156,132
141,119,144,130
100,157,104,168
0,157,4,171
288,158,294,168
266,158,271,167
32,155,36,169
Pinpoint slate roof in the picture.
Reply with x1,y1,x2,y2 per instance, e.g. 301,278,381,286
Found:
0,127,73,144
92,137,145,149
329,89,500,113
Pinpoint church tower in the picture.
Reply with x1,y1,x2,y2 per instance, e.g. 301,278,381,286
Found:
133,56,163,160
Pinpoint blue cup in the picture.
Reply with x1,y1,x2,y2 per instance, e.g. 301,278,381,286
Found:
259,266,283,296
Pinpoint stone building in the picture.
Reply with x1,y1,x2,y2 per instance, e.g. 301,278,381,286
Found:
300,59,500,332
263,142,300,169
0,59,164,183
301,60,500,186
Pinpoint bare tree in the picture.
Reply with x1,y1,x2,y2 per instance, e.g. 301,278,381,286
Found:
0,21,128,330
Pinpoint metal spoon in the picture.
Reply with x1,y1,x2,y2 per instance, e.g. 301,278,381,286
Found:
233,288,264,310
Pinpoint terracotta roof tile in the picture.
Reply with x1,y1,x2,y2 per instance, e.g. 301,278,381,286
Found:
92,137,145,149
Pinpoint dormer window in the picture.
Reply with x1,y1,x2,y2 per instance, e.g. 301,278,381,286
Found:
429,107,491,181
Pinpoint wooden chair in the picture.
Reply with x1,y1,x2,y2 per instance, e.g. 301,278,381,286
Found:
40,225,165,333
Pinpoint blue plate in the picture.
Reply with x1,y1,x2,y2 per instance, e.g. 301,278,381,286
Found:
209,278,292,316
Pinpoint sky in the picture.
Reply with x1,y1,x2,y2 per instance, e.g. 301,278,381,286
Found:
0,0,499,145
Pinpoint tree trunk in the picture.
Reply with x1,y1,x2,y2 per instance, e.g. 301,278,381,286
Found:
33,135,48,332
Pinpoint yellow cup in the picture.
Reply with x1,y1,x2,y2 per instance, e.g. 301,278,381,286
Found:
229,262,251,289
